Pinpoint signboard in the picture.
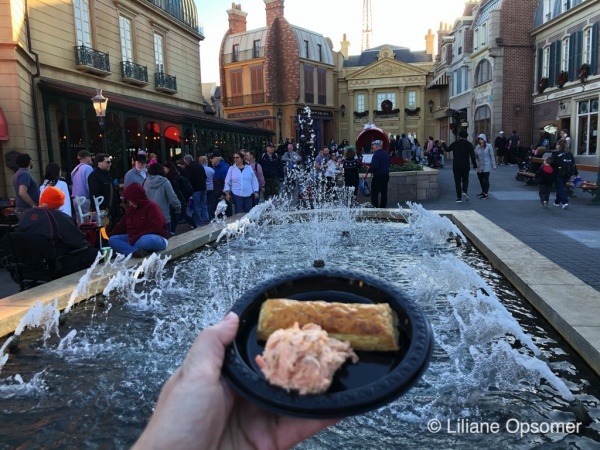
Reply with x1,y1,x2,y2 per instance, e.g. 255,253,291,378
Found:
227,109,271,119
296,109,334,118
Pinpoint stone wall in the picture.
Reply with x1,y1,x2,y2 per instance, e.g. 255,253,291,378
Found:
357,167,439,205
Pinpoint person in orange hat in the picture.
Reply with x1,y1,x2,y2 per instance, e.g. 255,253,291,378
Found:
16,186,99,270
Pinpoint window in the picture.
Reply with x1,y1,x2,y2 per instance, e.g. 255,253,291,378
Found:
357,94,365,112
376,93,396,109
317,68,326,105
154,33,164,72
542,46,550,77
583,27,592,65
473,28,479,51
119,16,133,62
480,23,487,48
475,59,492,85
250,66,264,103
229,69,243,106
577,99,598,155
304,40,309,59
253,40,261,58
74,0,91,47
304,66,314,104
232,44,240,62
562,0,570,13
407,91,416,108
317,44,322,62
561,37,569,72
457,30,463,55
474,105,491,140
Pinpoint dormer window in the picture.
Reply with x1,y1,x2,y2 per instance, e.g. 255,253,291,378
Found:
304,40,309,58
232,44,239,62
253,40,260,58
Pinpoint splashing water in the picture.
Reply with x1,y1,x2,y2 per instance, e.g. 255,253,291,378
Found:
0,198,598,449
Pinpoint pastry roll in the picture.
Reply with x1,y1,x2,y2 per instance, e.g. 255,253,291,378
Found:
257,299,399,351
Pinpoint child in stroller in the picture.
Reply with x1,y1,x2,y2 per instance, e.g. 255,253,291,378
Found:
426,140,443,168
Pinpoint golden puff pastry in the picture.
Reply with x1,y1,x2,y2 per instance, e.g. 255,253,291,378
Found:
257,299,399,351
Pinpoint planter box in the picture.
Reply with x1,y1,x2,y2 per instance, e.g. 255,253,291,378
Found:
357,166,439,205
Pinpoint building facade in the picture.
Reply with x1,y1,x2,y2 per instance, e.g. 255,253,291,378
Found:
0,0,271,197
220,0,338,150
337,40,435,150
532,0,599,165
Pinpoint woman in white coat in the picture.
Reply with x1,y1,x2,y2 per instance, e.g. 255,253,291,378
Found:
475,134,496,199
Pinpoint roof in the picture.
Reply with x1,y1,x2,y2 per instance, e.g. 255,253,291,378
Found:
344,45,432,68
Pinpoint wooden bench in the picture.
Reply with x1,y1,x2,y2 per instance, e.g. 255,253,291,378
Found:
569,164,599,198
515,157,544,183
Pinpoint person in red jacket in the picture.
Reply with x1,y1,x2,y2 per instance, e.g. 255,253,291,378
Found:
108,183,169,258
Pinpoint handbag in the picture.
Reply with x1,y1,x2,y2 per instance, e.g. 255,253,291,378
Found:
359,178,371,196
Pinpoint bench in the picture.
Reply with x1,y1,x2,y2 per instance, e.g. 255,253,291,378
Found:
515,157,544,183
568,164,599,201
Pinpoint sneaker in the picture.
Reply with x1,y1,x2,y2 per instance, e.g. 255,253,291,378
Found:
476,193,485,197
480,194,489,199
562,203,569,209
462,192,469,201
455,198,462,203
543,201,548,208
132,249,149,258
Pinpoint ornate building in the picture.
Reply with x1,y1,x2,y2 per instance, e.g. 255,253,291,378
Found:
220,0,337,149
337,37,435,150
0,0,270,197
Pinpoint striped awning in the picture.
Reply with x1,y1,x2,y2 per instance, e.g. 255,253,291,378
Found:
427,73,449,89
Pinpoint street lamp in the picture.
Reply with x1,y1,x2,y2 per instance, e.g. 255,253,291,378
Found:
276,108,283,144
428,99,434,113
91,88,108,132
340,104,346,117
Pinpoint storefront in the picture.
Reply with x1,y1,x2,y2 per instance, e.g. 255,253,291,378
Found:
39,79,273,182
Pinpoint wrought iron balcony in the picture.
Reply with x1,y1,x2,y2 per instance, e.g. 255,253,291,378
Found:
120,61,149,86
74,46,111,76
155,71,177,93
225,93,266,107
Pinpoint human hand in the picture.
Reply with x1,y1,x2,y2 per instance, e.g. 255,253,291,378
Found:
133,312,338,450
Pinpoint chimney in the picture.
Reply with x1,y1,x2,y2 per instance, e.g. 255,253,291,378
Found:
340,33,350,59
425,28,434,56
265,0,284,28
227,3,247,34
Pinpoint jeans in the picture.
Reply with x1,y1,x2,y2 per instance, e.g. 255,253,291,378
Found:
370,174,389,208
192,190,209,225
108,234,167,256
554,176,569,205
231,194,253,214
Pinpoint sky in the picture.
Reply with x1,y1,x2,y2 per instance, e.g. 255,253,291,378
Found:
196,0,469,84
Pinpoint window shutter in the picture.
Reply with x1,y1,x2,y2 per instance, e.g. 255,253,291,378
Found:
549,42,558,86
537,48,543,81
591,23,599,75
568,33,577,79
575,30,583,70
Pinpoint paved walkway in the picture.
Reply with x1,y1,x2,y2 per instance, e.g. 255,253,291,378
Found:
418,162,600,293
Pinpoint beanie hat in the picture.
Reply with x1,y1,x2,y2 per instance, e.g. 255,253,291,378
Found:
39,186,65,209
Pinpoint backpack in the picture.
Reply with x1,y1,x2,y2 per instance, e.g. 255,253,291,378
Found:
557,153,575,178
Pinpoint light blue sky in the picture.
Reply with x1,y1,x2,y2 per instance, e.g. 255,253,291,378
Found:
196,0,467,83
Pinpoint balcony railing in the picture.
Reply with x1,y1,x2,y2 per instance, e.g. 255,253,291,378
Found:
223,46,264,64
155,71,177,93
120,61,149,86
74,45,111,76
225,93,266,107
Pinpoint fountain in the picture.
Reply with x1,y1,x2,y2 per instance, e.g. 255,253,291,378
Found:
0,194,599,448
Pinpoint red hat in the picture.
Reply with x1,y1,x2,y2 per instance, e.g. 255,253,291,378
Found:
39,186,65,209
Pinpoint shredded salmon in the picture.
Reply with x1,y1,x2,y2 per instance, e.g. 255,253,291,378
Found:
255,322,359,395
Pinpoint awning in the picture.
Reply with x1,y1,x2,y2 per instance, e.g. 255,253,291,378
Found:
427,73,450,89
0,107,8,141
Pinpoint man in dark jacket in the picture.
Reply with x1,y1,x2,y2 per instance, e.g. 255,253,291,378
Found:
183,154,208,226
494,131,507,166
88,153,120,229
260,144,283,200
367,140,390,208
448,130,477,202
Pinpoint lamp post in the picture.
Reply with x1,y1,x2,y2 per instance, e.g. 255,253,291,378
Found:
91,88,108,153
276,108,283,144
428,99,434,113
340,104,346,117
